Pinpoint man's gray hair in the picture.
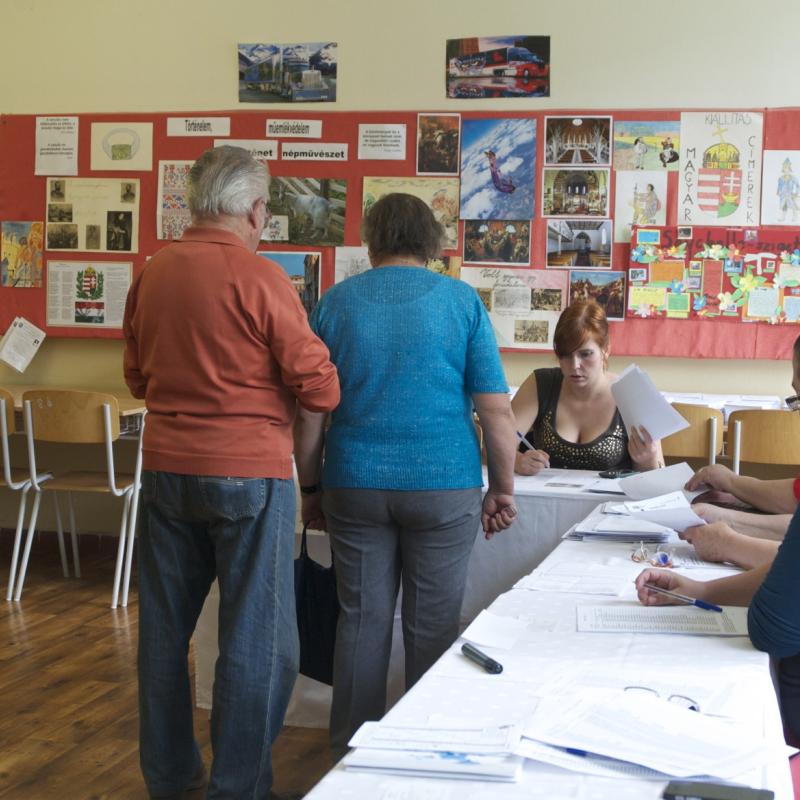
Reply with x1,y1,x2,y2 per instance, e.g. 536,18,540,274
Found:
187,146,270,218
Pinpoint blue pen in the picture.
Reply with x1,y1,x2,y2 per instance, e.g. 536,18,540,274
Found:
643,583,723,613
516,431,536,451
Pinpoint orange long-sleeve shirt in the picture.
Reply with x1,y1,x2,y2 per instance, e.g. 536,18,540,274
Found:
123,226,339,478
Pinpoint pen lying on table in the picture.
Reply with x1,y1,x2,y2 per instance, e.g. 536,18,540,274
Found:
642,583,723,613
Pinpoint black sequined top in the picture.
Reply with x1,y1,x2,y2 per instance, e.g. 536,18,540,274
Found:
521,368,632,471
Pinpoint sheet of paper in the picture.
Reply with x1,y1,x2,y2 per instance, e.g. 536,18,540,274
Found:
514,560,635,596
515,737,665,779
611,365,689,441
0,316,46,373
35,116,78,176
523,689,769,779
576,604,749,636
619,462,701,501
349,720,520,754
461,610,529,650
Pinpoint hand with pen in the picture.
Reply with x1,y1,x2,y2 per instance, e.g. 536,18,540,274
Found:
514,431,550,475
634,569,708,608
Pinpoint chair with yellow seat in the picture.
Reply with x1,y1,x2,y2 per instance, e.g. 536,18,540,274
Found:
1,387,63,600
12,389,144,607
661,402,724,465
727,408,800,474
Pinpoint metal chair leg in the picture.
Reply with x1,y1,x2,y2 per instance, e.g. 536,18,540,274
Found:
68,492,81,579
120,481,142,608
52,493,69,578
110,494,132,609
6,486,31,602
13,490,43,602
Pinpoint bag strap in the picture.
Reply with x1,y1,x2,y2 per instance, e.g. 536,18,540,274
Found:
301,523,310,557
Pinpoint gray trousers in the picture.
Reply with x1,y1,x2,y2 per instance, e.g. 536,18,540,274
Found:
323,487,482,754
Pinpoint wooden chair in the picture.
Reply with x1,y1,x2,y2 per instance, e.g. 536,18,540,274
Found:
1,387,61,600
13,390,144,607
661,402,724,465
727,408,800,474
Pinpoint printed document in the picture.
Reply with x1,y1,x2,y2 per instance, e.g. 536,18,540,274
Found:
576,604,749,636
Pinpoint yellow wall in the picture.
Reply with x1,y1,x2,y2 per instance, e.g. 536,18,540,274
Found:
1,0,799,529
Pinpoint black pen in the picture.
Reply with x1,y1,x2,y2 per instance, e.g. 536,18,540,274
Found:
461,642,503,674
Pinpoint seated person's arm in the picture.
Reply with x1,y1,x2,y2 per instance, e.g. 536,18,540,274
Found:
509,373,550,475
679,521,780,569
635,560,772,607
749,506,800,657
692,502,790,541
686,464,797,514
627,425,663,471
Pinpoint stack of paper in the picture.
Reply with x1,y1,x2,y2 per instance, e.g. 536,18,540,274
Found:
344,721,524,781
611,365,689,441
602,490,706,533
572,515,672,543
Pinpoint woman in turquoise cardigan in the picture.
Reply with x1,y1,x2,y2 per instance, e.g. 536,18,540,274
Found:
294,192,518,755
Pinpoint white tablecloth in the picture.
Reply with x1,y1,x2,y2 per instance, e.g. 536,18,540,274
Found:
304,536,793,799
193,470,622,726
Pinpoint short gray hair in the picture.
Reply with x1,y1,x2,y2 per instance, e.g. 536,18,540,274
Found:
187,146,270,218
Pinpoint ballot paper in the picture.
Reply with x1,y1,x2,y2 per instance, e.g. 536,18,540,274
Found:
618,462,703,502
523,689,770,780
349,721,521,755
514,736,665,779
602,490,706,533
572,514,672,543
461,610,529,649
515,559,637,596
342,748,525,782
576,604,749,636
611,365,689,441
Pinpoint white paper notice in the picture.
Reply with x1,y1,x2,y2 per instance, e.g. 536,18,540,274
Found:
611,365,689,441
46,261,132,328
35,117,78,176
266,119,322,138
167,117,230,137
334,246,371,283
576,604,748,636
214,139,277,161
358,124,407,160
281,142,348,161
0,317,46,373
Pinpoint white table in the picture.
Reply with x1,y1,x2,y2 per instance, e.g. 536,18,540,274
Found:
303,535,793,799
193,470,623,726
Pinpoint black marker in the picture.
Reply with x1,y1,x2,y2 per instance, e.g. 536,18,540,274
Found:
461,642,503,674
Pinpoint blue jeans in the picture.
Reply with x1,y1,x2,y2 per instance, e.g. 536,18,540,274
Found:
137,471,298,799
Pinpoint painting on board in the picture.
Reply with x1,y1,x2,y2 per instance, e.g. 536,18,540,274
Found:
542,168,609,218
544,117,612,166
678,111,763,226
463,220,530,265
459,117,536,220
613,171,667,243
238,42,337,103
1,221,44,287
569,270,626,321
268,177,346,246
613,120,680,171
446,36,549,99
417,113,461,176
546,219,612,269
761,150,800,225
363,176,459,250
257,250,320,316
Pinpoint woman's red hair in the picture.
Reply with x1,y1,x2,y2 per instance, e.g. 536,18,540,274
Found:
553,300,609,358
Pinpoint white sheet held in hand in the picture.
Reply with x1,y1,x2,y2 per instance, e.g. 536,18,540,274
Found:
611,364,689,441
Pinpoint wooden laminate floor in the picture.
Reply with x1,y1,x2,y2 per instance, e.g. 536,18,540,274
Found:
0,530,333,799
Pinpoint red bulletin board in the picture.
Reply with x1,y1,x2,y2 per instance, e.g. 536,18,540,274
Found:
1,107,799,359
